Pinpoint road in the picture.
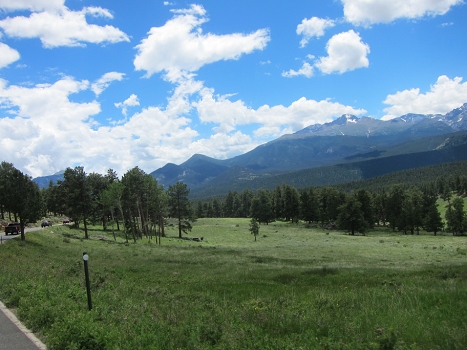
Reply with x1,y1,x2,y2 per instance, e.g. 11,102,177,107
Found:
0,302,46,350
1,225,44,243
1,227,48,349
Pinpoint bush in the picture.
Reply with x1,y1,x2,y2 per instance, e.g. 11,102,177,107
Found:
47,312,107,350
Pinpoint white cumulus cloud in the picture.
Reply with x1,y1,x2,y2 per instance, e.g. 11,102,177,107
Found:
133,4,270,82
314,30,370,74
0,0,64,12
0,5,130,47
0,76,202,177
342,0,463,26
282,62,314,78
297,17,335,47
0,77,101,176
92,72,125,96
0,72,370,177
0,42,20,68
189,131,256,160
194,87,366,138
382,75,467,120
115,94,140,116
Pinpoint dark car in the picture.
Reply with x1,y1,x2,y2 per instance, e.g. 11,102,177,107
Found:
63,218,70,224
4,222,20,235
41,220,52,228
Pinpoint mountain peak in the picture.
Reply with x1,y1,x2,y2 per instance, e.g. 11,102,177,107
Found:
392,114,427,124
295,114,360,134
333,114,359,125
295,104,467,137
439,102,467,130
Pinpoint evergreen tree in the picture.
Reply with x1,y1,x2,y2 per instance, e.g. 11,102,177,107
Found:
273,185,283,220
101,181,125,242
283,184,300,222
386,184,405,231
5,167,42,240
404,187,424,235
149,182,167,243
355,189,374,228
223,191,237,217
168,182,193,238
373,191,387,226
42,181,65,216
86,172,109,229
445,197,465,236
318,187,345,224
212,198,222,217
233,195,242,218
336,196,367,235
300,187,319,223
239,189,254,218
250,189,274,225
59,166,92,239
423,196,444,236
206,203,214,218
249,217,259,241
121,167,154,241
460,175,467,196
196,201,204,218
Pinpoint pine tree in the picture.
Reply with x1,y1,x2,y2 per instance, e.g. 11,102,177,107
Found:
445,197,465,236
423,199,444,236
386,184,405,231
336,196,367,235
250,189,274,225
300,187,319,224
355,189,374,228
249,217,259,241
168,182,193,238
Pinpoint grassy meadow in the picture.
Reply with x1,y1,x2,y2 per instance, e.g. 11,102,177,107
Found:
1,219,467,349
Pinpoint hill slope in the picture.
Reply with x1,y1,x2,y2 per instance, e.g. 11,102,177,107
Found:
151,103,467,191
189,131,467,198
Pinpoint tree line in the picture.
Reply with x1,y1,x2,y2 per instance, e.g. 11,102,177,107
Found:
0,162,193,242
195,179,467,236
2,160,466,240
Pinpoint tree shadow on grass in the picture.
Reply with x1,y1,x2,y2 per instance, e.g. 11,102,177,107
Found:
302,266,339,277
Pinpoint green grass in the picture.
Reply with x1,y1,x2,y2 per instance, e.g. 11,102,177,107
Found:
1,219,467,349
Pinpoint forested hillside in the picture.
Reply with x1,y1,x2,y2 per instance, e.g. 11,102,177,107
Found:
335,161,467,193
189,141,467,198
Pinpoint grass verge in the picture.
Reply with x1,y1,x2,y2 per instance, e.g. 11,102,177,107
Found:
1,219,466,349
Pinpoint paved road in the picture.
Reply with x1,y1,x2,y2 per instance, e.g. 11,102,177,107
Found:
0,301,46,349
1,227,48,349
1,226,45,243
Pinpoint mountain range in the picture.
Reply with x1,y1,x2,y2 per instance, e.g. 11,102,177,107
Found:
34,103,467,197
150,103,467,194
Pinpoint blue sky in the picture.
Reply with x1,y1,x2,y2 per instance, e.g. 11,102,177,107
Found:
1,0,466,178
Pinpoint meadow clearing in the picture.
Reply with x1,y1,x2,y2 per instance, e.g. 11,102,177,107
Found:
1,218,466,349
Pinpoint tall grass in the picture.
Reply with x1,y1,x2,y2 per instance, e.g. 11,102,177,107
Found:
0,219,466,349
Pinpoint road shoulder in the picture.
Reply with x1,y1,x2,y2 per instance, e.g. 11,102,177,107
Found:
0,301,47,350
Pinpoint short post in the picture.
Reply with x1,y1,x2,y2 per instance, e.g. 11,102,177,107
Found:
82,252,92,311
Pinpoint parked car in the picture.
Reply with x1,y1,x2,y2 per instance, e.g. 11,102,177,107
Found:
4,222,20,235
41,220,52,228
63,218,70,224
